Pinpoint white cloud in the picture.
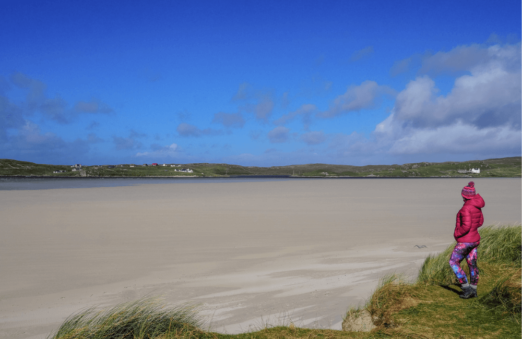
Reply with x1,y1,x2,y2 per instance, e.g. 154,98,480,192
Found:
267,126,289,143
6,72,113,125
74,100,113,114
350,46,374,62
234,85,275,122
390,56,414,76
177,123,221,137
318,80,395,118
232,83,252,101
281,92,290,109
419,43,520,76
254,96,274,121
387,122,520,155
328,42,521,160
393,45,521,130
212,112,245,128
274,104,317,128
112,129,147,150
300,131,326,145
0,120,91,162
136,143,179,157
87,133,103,143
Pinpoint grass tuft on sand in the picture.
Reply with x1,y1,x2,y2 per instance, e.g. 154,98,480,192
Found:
49,225,521,338
48,299,202,339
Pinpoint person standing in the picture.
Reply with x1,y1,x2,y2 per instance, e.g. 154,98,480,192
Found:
449,181,485,299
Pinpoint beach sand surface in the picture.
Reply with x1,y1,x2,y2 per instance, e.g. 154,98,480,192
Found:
0,178,520,338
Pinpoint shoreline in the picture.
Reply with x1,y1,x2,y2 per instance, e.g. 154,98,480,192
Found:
0,175,497,179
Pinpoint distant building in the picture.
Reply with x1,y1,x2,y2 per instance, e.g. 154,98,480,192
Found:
71,164,82,168
130,164,135,167
180,168,193,173
458,168,480,174
107,165,115,168
162,164,167,166
151,163,158,166
143,164,148,166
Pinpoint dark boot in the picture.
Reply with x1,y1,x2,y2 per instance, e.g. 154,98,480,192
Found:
470,286,478,298
460,286,476,299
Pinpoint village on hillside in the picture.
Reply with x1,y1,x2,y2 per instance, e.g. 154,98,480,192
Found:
51,163,195,176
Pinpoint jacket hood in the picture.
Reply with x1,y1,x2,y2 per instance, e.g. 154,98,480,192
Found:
466,194,485,208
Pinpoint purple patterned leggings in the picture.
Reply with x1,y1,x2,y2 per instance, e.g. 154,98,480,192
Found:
449,242,479,285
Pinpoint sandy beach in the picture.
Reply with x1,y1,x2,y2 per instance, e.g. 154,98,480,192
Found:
0,178,520,338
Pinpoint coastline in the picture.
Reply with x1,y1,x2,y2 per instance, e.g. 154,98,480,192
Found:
0,175,491,179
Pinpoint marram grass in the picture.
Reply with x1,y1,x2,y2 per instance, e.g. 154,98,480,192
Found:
416,225,522,286
48,299,202,339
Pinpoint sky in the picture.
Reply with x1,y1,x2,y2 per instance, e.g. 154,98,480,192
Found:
0,0,520,166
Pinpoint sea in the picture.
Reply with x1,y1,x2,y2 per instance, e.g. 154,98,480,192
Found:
0,176,295,190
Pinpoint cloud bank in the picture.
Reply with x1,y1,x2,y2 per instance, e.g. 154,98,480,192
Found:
333,42,521,160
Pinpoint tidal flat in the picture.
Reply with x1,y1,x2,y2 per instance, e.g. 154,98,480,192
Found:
0,178,520,339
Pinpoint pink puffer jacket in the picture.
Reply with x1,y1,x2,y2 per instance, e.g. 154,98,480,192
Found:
454,194,485,243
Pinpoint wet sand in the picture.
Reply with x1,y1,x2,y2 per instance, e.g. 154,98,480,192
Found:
0,178,520,338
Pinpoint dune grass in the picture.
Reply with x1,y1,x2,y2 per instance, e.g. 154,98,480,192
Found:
417,225,521,286
48,299,202,339
49,225,521,339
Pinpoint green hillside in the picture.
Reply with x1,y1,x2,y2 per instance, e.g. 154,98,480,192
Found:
0,157,520,177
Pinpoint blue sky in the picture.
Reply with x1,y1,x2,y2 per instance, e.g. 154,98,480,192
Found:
1,0,520,166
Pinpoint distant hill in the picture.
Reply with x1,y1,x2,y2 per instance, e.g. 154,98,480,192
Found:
0,157,520,178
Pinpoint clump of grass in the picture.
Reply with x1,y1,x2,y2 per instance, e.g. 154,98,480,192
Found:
365,274,418,329
417,225,522,286
416,245,456,286
479,267,522,317
477,225,521,264
49,298,202,339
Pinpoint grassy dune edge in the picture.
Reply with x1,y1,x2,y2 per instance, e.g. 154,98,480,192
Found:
49,225,521,339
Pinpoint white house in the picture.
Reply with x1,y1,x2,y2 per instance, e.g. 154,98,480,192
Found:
71,164,82,168
458,168,481,174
